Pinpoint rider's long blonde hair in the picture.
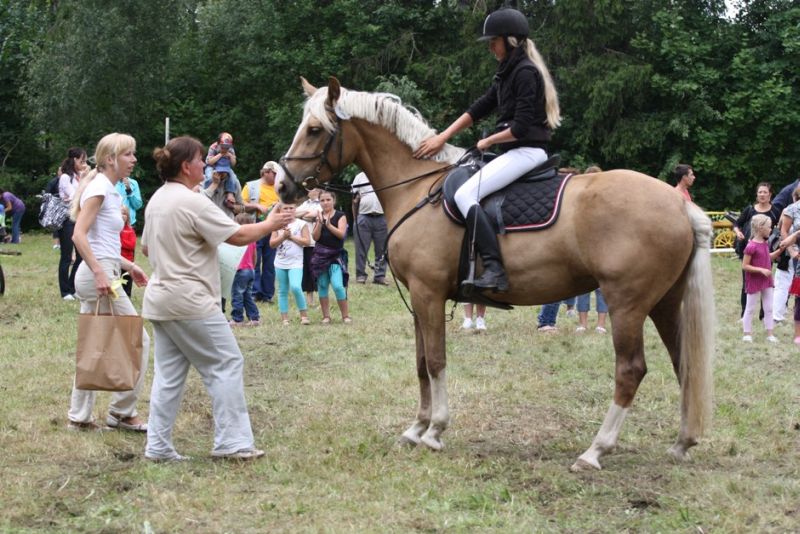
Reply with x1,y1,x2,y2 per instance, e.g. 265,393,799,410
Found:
70,133,136,221
508,37,561,130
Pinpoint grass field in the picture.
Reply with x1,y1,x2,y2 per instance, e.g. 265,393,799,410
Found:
1,234,798,532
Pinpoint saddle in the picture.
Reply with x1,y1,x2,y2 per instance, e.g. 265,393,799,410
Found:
442,154,571,233
440,154,573,309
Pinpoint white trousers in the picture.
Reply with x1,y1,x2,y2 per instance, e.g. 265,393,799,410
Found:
773,264,792,321
145,313,254,459
68,259,150,423
454,146,548,217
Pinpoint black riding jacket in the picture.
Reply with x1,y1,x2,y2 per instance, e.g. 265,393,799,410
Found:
466,46,551,151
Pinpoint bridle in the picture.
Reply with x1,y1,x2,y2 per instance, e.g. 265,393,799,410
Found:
279,109,343,192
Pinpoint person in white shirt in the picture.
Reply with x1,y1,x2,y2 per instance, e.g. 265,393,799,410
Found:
57,147,88,299
67,133,150,433
270,203,312,325
351,172,389,285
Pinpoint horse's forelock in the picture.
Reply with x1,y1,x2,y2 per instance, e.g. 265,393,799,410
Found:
302,85,464,163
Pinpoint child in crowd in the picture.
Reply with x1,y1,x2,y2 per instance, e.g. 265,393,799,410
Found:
204,132,238,208
270,203,312,325
120,206,137,297
780,223,800,344
742,214,784,342
230,213,260,327
461,303,487,332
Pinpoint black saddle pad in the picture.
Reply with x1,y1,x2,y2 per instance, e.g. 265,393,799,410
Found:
442,154,573,233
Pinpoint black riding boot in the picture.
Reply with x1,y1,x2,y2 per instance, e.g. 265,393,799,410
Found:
463,205,509,293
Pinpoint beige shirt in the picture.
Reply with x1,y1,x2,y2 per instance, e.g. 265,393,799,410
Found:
142,182,239,320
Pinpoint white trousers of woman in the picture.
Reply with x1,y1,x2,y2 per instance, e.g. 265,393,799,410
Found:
772,263,792,321
145,313,255,459
68,259,150,423
454,146,548,217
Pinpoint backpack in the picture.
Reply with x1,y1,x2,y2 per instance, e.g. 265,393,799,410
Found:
38,192,69,231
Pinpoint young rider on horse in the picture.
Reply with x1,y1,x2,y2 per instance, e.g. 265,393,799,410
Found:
414,8,561,293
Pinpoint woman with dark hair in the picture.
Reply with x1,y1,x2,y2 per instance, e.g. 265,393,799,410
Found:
733,182,780,317
142,136,292,462
0,188,25,244
311,190,350,324
57,147,88,300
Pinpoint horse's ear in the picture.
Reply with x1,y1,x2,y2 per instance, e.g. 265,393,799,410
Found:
301,76,317,96
326,76,341,107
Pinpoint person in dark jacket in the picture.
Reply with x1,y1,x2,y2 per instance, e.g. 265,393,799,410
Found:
414,7,560,293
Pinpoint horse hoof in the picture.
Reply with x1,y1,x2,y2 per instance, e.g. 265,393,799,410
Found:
420,433,444,451
397,433,420,448
667,444,691,462
570,457,601,472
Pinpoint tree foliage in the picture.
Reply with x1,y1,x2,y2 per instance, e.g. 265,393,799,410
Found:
1,0,799,224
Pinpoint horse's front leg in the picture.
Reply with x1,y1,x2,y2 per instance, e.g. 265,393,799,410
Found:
399,315,431,446
415,296,448,451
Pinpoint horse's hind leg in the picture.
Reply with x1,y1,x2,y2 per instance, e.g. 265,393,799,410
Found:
571,312,647,471
399,315,432,446
649,285,699,461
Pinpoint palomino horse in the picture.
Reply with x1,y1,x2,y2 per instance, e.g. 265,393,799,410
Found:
277,77,714,471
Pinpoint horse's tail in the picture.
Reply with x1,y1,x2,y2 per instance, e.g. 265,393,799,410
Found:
679,203,715,439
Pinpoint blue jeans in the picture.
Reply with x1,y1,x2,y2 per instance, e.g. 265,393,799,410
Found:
276,267,307,313
562,296,576,307
253,237,276,300
231,269,259,323
10,206,24,243
537,302,560,327
577,289,608,313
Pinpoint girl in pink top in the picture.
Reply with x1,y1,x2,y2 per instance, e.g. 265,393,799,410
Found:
742,214,784,342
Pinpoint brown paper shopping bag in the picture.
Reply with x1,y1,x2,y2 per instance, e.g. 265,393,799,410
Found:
75,297,143,391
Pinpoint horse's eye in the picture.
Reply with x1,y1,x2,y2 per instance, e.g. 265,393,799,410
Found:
308,127,322,135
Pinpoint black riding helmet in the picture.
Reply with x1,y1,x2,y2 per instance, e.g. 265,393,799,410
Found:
477,8,529,41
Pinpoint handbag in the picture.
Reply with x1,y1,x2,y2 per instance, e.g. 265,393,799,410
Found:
38,192,69,231
75,297,143,391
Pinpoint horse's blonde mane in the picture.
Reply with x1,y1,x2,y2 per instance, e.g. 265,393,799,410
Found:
304,87,465,164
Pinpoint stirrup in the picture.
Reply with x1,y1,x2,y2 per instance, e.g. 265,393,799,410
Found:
473,270,509,293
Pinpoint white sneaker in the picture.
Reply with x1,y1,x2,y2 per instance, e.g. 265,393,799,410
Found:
742,335,753,342
62,294,76,301
565,309,577,319
461,318,474,330
475,317,487,331
767,335,778,343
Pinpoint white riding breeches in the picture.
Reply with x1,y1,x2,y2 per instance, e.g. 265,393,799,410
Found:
454,146,548,217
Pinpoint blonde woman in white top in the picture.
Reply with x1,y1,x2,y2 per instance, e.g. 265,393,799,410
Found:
67,133,150,432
